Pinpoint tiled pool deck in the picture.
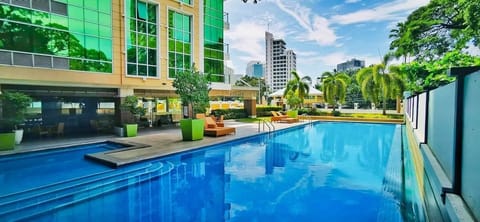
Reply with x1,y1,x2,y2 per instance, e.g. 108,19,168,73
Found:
0,120,308,164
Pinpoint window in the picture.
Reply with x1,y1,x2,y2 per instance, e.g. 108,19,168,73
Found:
126,0,158,77
167,10,191,79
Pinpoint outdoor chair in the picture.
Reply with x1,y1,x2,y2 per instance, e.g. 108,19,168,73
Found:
203,117,235,137
54,122,64,137
271,111,289,122
210,115,225,127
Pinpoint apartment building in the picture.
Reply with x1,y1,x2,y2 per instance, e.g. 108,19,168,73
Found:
265,31,296,92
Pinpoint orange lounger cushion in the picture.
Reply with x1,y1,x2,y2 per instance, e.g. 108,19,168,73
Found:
204,127,236,137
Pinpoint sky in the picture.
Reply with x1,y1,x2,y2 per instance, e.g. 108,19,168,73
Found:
224,0,430,80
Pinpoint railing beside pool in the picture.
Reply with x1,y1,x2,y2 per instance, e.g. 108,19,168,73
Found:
404,66,480,222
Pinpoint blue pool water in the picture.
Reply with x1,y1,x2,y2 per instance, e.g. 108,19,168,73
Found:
0,122,404,221
0,142,126,195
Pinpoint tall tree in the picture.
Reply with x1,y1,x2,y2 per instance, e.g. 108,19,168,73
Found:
389,0,480,61
284,71,310,109
356,54,405,115
321,71,350,112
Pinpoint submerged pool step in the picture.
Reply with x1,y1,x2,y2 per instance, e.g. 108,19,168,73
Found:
0,161,174,221
0,163,150,205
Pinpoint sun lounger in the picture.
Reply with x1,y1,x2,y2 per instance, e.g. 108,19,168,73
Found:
203,117,236,137
271,111,289,122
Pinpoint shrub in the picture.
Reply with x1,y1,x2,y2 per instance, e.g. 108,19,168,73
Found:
331,110,341,116
256,106,282,117
210,109,247,119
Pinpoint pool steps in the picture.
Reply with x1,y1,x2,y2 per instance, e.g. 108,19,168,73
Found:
0,161,174,221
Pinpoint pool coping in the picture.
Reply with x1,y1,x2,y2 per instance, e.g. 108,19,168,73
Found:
84,122,313,168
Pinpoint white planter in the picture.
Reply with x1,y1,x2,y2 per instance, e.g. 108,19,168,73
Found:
14,129,24,145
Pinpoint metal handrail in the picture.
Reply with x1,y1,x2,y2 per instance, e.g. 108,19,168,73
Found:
258,119,275,133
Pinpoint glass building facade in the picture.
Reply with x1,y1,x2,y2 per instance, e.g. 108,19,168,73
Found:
126,0,158,77
204,0,224,82
0,0,113,73
167,10,192,79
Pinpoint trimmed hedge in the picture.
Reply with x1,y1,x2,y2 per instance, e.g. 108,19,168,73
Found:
256,106,282,117
210,109,247,119
210,106,282,119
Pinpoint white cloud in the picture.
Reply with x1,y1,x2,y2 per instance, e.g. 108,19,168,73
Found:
345,0,360,3
331,0,429,25
225,21,266,63
271,0,337,46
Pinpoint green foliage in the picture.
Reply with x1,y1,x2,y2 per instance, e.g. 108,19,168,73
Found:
389,0,480,61
210,109,247,119
321,71,350,112
331,110,341,116
0,91,32,130
284,71,310,109
399,50,480,92
285,93,302,110
235,75,268,102
356,54,405,115
122,95,146,123
172,69,211,118
256,106,282,117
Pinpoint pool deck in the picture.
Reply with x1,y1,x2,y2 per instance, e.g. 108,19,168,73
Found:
1,114,403,167
1,120,309,166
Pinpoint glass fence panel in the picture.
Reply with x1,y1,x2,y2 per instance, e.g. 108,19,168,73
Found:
461,72,480,220
427,82,456,182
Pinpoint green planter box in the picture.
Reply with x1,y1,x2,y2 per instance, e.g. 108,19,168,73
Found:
286,110,298,118
124,124,138,137
180,119,204,141
0,132,15,151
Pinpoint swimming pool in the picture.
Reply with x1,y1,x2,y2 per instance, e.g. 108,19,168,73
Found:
0,122,405,221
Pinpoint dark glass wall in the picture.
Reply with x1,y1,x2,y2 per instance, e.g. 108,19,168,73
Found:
0,0,113,73
204,0,224,82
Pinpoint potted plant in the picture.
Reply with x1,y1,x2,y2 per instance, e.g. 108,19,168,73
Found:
0,91,32,150
172,68,211,141
121,95,146,137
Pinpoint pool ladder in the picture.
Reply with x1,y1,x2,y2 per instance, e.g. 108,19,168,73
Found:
258,119,275,133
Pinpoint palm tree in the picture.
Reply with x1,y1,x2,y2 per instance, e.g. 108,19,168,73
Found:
283,70,310,109
320,71,350,112
356,53,405,115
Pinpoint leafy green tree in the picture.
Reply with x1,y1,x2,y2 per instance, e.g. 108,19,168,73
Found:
172,69,211,118
321,71,350,112
389,0,480,61
356,54,405,115
399,50,480,92
235,75,267,103
283,71,309,109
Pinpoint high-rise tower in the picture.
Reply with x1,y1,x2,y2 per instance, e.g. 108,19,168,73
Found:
265,31,296,92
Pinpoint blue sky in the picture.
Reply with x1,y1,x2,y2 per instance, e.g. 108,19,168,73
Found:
224,0,429,80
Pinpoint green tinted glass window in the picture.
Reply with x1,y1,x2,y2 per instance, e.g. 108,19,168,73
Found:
0,1,113,73
98,13,111,26
84,9,98,23
84,22,99,36
125,1,158,77
203,0,224,82
69,6,84,20
32,11,49,25
99,25,111,38
99,38,112,61
137,2,147,20
168,10,192,78
50,15,68,29
147,4,156,23
85,0,98,10
98,0,111,14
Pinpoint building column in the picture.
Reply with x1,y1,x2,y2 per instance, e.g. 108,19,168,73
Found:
115,88,135,125
244,97,257,118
